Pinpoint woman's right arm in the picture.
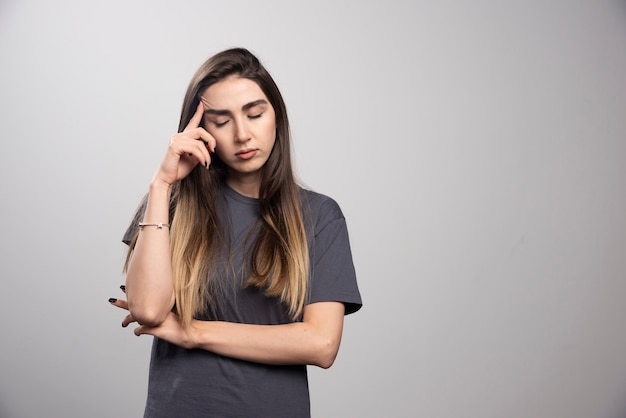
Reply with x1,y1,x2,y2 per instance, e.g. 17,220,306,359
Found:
125,102,215,326
124,182,176,326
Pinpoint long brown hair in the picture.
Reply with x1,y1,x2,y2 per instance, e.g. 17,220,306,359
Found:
125,48,309,326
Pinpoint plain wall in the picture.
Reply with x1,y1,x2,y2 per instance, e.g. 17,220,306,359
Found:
1,1,625,417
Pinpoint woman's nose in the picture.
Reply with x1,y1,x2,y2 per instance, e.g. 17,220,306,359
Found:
234,119,251,142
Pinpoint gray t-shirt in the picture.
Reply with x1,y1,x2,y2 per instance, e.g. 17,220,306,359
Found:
123,185,362,418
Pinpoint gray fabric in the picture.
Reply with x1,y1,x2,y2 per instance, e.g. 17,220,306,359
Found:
123,185,362,418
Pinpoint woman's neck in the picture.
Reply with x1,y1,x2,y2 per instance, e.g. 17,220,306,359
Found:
225,172,261,198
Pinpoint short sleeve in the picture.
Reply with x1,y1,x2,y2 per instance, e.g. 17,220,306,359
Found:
307,197,362,315
122,196,147,246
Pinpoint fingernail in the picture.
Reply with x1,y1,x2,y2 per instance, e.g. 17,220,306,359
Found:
108,298,117,303
205,161,209,169
120,285,126,291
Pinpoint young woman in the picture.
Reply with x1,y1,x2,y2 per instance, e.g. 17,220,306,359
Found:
109,48,362,417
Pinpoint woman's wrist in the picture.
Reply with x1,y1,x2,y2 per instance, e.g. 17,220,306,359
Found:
149,179,173,195
142,180,173,225
188,320,207,350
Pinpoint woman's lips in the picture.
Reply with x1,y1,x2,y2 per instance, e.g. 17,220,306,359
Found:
236,149,258,160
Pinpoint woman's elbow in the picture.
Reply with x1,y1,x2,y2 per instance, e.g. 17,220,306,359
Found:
313,337,341,369
126,289,175,326
128,303,170,327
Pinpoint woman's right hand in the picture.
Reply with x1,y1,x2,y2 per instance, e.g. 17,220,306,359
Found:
152,102,217,187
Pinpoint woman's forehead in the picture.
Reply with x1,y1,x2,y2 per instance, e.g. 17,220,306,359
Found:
200,76,268,109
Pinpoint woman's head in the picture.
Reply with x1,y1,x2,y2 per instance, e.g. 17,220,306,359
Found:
179,48,293,196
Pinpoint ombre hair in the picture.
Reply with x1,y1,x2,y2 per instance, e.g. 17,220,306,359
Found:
125,48,309,326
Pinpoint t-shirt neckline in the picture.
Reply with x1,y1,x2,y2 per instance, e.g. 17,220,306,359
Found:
224,183,259,206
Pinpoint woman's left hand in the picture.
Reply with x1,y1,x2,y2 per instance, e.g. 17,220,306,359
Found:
109,296,197,349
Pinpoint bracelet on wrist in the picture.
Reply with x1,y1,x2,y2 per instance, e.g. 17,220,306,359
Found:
138,222,170,229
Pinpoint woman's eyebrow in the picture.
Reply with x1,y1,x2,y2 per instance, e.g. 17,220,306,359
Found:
204,108,230,116
242,99,268,111
204,99,267,116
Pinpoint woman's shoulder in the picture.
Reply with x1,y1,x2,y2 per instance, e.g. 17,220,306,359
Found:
298,186,345,227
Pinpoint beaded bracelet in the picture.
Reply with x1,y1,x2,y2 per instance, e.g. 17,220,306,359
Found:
138,222,170,229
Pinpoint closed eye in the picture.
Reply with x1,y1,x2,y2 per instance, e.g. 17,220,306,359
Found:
248,112,263,120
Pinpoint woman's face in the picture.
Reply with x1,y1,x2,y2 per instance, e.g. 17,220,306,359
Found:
200,76,277,192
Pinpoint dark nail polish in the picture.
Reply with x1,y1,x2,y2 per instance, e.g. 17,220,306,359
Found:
120,285,126,291
108,298,117,303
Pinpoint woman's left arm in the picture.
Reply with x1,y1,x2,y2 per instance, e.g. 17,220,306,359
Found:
193,302,345,368
111,299,345,369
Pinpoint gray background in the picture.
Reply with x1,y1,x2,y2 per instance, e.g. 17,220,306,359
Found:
1,1,625,417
